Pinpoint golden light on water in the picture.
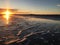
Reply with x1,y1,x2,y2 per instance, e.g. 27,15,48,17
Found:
3,9,12,24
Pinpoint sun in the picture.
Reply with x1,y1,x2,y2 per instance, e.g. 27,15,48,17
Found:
3,9,12,24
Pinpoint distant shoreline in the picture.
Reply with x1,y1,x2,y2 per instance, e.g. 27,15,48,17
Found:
0,14,60,21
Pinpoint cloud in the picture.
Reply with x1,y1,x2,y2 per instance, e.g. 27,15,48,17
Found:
57,4,60,7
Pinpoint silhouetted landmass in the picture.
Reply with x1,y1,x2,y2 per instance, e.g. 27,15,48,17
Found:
13,14,60,21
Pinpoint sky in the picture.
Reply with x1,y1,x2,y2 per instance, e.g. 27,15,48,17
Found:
0,0,60,14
